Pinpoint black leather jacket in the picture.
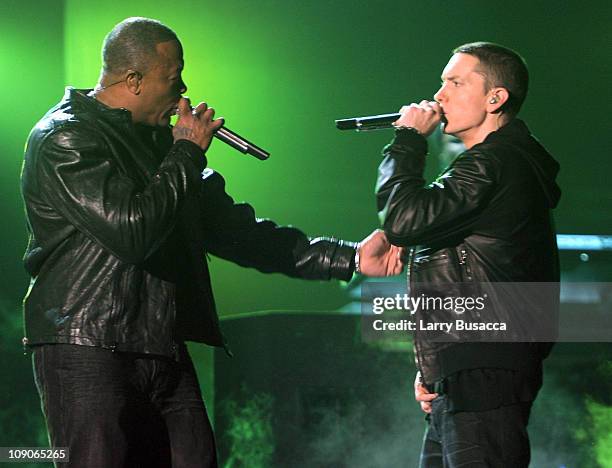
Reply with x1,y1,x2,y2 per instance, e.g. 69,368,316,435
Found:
376,120,561,385
21,88,356,357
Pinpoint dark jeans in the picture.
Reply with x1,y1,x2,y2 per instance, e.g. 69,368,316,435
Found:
33,343,217,468
419,395,532,468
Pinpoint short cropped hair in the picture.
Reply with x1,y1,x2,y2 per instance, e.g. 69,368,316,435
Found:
102,17,178,75
453,42,529,117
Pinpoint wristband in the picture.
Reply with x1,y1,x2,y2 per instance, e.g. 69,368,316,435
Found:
354,245,361,274
392,125,422,136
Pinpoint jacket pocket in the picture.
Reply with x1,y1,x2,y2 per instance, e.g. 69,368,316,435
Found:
412,248,459,284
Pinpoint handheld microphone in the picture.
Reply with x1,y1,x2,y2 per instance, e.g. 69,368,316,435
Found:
214,126,270,160
177,105,270,160
335,113,401,131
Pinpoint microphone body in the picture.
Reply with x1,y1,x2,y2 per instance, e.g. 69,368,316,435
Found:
215,126,270,160
177,105,270,160
335,113,401,131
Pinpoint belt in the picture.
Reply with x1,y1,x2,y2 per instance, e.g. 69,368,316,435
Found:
428,379,447,395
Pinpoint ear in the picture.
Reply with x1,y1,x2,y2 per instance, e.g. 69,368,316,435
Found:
125,70,143,95
486,87,510,113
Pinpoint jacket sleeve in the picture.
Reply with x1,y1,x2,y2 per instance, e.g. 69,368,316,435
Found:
376,129,499,246
36,122,206,264
198,170,356,281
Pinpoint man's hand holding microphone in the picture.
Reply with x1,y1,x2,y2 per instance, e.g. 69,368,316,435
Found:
393,100,442,137
172,97,224,152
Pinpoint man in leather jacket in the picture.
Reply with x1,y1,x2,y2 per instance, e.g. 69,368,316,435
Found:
21,18,402,468
376,42,560,467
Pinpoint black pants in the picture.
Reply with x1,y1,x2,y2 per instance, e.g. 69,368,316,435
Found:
419,395,532,468
33,343,217,468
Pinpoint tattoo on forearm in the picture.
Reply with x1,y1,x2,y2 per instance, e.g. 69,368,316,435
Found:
173,127,193,141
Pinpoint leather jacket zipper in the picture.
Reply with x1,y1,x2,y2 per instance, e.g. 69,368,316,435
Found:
406,247,415,283
407,247,424,375
413,252,448,265
456,247,473,281
458,249,467,265
108,266,129,351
